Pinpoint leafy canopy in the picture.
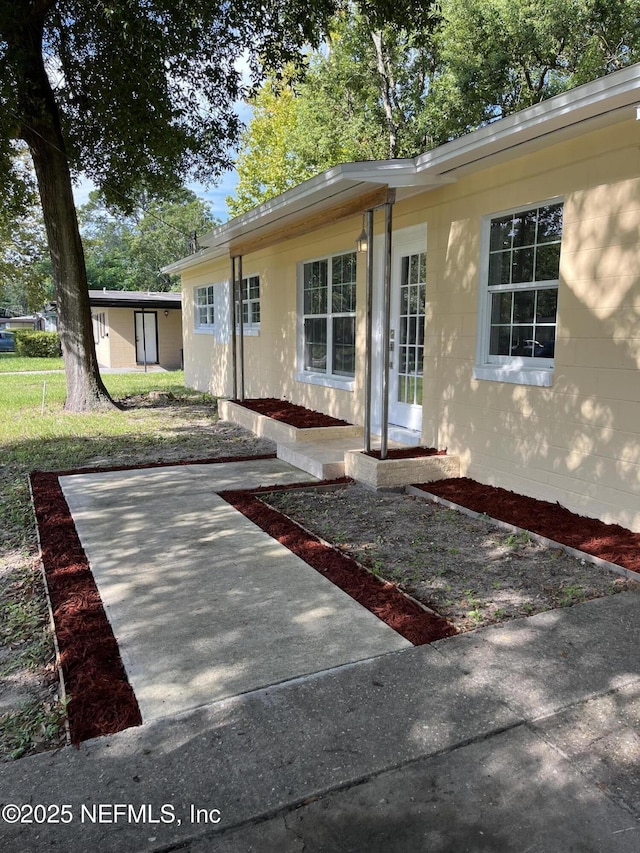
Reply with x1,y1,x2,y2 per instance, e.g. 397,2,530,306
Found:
228,0,640,215
79,189,216,292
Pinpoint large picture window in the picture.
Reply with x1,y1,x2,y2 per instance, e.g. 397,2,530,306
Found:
477,202,562,383
194,284,215,330
301,251,356,380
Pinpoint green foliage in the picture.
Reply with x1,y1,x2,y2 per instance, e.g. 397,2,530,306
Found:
79,188,216,291
227,0,640,214
0,147,53,315
227,73,317,218
13,331,61,359
431,0,640,134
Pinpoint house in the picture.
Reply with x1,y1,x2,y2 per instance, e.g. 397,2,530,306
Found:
0,314,48,330
164,64,640,533
88,290,183,370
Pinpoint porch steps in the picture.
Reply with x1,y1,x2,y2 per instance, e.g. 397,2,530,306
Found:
219,398,460,488
276,435,406,481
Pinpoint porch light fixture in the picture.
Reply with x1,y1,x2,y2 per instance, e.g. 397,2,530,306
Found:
356,216,368,253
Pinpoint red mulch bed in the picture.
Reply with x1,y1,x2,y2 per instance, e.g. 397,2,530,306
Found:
415,477,640,574
220,483,457,645
233,397,351,428
365,447,447,460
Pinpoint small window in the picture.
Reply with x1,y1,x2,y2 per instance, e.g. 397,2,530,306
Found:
237,274,260,329
476,201,562,385
300,251,356,382
194,284,215,330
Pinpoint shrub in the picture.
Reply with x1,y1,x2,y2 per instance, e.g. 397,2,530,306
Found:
13,330,62,358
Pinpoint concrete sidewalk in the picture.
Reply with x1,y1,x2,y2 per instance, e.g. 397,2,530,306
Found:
1,461,639,852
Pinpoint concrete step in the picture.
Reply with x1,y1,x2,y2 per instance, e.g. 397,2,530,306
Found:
277,436,368,479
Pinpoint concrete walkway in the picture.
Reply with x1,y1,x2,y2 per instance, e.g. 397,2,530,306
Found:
59,460,409,721
1,460,639,852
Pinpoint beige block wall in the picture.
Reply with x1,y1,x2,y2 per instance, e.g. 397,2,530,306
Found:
102,307,183,369
416,119,640,531
157,309,183,369
93,311,110,368
182,117,640,530
183,219,367,424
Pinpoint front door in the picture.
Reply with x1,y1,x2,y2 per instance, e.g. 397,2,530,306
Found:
135,311,158,365
388,234,427,432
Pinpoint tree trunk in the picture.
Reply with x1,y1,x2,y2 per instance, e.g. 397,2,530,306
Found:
370,30,399,159
11,15,115,412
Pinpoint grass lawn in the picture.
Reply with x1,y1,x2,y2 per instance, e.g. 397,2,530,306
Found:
0,353,65,373
0,364,264,760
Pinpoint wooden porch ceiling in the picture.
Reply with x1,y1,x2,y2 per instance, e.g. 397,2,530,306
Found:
229,185,394,257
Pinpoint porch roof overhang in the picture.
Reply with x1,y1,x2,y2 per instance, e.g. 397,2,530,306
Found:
88,290,181,310
163,62,640,275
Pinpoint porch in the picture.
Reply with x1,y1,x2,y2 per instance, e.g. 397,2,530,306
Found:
219,399,460,488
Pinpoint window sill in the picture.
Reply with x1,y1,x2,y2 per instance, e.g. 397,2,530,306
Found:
194,326,216,335
473,365,553,387
235,326,260,337
296,372,355,392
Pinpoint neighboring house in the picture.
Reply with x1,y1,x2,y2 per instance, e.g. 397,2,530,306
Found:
1,314,46,330
164,65,640,532
0,307,57,332
88,290,183,370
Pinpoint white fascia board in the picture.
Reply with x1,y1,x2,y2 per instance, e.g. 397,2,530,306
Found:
416,63,640,177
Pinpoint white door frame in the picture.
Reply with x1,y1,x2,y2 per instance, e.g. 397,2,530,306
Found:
372,223,427,435
135,310,159,365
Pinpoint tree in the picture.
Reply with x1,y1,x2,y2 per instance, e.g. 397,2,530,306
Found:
80,189,216,292
0,146,53,315
228,10,441,213
227,74,316,218
227,0,640,214
0,0,338,410
427,0,640,138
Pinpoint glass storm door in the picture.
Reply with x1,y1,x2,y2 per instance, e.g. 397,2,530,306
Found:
135,311,158,364
388,249,426,431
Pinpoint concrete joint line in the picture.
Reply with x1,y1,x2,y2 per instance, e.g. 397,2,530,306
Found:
168,719,530,850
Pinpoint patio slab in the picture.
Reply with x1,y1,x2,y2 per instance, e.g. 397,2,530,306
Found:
59,459,411,722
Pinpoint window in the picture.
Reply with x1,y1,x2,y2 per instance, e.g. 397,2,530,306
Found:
236,274,260,329
301,251,356,382
194,285,215,330
476,201,562,385
397,252,426,406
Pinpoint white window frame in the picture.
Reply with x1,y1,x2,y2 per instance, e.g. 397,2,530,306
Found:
194,284,216,333
473,198,563,388
236,274,260,336
296,250,357,391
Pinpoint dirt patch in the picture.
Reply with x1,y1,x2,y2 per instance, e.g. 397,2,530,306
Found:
264,484,637,633
233,397,351,428
416,478,640,574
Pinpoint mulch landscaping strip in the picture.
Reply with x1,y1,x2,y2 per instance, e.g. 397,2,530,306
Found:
233,397,352,428
415,477,640,574
30,471,142,744
220,483,457,646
